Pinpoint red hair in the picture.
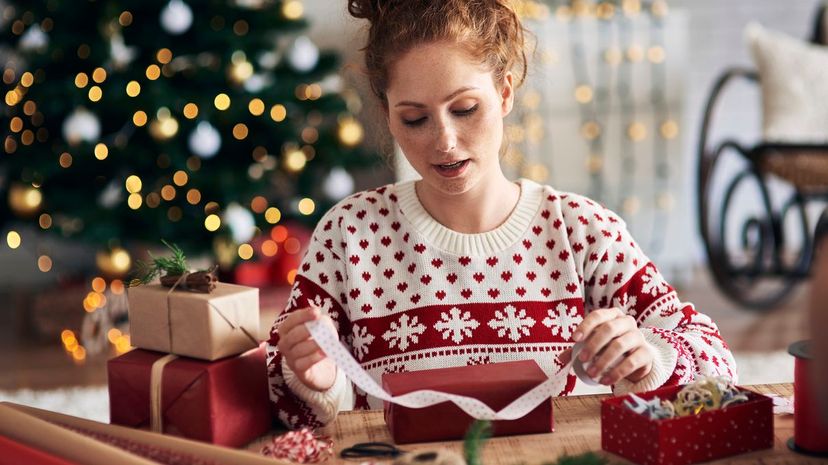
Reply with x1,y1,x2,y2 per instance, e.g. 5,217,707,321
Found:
347,0,528,107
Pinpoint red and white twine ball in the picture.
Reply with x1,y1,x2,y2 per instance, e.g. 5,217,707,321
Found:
261,428,334,463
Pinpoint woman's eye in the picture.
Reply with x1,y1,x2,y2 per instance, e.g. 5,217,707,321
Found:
402,117,426,127
453,104,478,116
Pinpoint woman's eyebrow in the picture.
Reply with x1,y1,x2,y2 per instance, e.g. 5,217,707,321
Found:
394,86,479,108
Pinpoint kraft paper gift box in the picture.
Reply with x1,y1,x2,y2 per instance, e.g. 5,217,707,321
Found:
601,384,773,465
127,282,259,361
107,345,272,448
382,360,554,444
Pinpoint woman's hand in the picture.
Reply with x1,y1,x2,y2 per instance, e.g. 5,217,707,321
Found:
559,308,654,385
277,305,338,392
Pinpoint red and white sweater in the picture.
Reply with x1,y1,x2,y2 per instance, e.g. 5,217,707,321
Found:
266,179,736,429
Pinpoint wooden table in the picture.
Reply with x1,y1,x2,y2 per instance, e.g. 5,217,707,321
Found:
314,384,828,465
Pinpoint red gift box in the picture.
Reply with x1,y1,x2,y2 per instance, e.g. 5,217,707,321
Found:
108,345,272,447
382,360,554,444
601,385,773,465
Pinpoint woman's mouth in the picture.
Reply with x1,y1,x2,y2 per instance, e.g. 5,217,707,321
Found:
433,159,470,177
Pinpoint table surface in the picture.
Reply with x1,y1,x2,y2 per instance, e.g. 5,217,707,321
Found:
291,384,827,465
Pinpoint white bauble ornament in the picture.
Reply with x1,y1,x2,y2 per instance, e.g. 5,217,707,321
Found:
243,74,270,93
287,36,319,73
110,32,138,69
188,121,221,158
62,108,101,145
323,167,354,200
222,203,256,243
160,0,193,35
98,179,122,209
319,74,343,94
20,26,48,52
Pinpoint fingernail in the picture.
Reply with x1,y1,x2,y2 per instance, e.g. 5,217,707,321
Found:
573,331,583,342
600,376,611,384
579,351,590,362
587,367,598,377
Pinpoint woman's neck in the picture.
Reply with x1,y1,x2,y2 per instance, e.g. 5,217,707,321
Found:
414,175,521,234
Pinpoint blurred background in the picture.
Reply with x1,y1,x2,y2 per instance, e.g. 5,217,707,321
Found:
1,0,825,417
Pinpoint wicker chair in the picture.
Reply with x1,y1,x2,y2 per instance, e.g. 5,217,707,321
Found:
697,4,828,309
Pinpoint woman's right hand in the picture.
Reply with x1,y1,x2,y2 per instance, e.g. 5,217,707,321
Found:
277,306,338,392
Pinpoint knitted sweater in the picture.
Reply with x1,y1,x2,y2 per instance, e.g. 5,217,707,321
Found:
266,179,736,429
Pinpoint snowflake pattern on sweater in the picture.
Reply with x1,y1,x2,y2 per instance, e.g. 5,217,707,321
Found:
266,179,736,429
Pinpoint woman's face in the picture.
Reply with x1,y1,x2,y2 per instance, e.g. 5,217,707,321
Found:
385,41,514,197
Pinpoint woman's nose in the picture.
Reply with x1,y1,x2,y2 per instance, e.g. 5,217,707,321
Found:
435,123,457,153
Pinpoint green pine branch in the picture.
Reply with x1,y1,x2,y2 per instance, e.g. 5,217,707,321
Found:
464,420,492,465
130,240,188,286
462,419,610,465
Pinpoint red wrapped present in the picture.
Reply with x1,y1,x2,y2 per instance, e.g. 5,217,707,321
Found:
601,385,773,465
108,345,271,447
382,360,554,444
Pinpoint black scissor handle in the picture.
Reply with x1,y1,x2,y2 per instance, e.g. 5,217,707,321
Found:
340,441,405,459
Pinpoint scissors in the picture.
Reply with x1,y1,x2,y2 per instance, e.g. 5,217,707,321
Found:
340,441,406,459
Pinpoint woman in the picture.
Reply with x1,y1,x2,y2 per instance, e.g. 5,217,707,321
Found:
266,0,735,429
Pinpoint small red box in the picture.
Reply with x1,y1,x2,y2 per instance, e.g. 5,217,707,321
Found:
601,385,773,465
108,345,272,447
382,360,554,444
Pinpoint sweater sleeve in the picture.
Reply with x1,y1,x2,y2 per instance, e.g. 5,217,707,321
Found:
266,221,355,429
582,210,737,395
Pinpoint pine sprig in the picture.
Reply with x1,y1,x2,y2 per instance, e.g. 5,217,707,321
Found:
131,240,189,286
463,420,492,465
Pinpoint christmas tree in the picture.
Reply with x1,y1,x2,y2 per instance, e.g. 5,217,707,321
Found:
0,0,377,275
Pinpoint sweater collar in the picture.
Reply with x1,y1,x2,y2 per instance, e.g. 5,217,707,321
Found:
395,178,543,256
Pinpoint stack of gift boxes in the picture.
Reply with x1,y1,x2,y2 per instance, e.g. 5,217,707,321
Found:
108,280,272,447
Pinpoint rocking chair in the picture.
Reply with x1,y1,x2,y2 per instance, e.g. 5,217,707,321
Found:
697,4,828,309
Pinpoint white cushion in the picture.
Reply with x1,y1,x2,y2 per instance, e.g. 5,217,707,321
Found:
745,22,828,143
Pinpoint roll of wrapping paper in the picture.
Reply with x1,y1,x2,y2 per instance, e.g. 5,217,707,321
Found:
788,340,828,456
1,402,287,465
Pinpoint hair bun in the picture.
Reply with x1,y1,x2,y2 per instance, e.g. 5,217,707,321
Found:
348,0,403,22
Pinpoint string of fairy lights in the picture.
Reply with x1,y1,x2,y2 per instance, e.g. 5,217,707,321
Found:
2,0,369,362
508,0,680,254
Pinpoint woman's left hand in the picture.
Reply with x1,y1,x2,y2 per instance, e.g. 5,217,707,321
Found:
558,307,654,385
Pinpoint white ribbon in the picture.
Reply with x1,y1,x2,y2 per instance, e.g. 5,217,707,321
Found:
306,319,594,421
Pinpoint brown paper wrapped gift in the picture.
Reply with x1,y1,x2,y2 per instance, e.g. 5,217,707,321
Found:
127,282,259,361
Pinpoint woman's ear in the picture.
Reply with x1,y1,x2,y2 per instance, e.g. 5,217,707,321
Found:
500,71,515,117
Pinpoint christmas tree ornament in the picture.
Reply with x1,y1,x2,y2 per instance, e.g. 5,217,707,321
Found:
62,108,101,145
160,0,193,35
189,121,222,158
287,36,319,72
243,73,269,93
257,50,279,69
322,167,354,200
97,179,123,209
19,25,48,52
109,31,138,69
222,203,256,244
8,183,42,216
319,74,343,94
